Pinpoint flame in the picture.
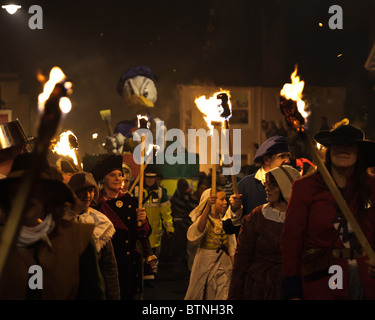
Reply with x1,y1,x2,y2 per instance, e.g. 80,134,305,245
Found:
137,114,150,129
51,130,79,165
146,144,160,156
194,90,232,133
280,66,309,120
37,67,72,114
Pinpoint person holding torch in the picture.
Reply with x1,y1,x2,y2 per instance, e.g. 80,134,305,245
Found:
90,155,155,300
281,124,375,300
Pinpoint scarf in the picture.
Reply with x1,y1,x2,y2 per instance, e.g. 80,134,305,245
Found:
77,207,116,253
189,188,212,223
16,214,54,248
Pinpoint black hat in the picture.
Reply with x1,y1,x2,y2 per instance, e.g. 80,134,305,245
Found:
314,124,375,167
144,163,157,177
314,124,371,147
0,153,75,206
253,135,290,163
90,155,123,181
60,158,79,174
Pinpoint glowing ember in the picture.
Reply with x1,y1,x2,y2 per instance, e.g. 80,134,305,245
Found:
280,66,309,121
194,90,232,133
51,130,79,165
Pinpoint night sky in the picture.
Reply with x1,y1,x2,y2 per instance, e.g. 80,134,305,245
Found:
0,0,374,154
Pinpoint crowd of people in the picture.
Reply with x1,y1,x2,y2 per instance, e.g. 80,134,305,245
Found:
2,119,375,300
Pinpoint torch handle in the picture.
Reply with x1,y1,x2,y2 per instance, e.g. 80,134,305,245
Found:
211,163,216,214
223,120,239,195
129,160,150,194
302,132,375,261
137,134,146,227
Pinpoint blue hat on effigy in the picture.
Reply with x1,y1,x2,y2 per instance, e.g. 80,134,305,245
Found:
116,66,155,97
253,135,290,163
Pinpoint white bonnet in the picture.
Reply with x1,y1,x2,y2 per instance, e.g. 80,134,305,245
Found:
267,165,300,203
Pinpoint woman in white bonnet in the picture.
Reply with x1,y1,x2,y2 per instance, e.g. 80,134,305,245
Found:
68,171,120,300
228,165,300,300
184,188,236,300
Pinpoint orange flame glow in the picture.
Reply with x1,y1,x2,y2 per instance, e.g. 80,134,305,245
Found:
51,130,79,166
194,90,232,133
38,67,72,114
280,66,309,120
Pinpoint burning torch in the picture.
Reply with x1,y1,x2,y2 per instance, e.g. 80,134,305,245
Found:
195,90,231,214
216,91,239,195
280,65,375,261
0,67,73,279
136,114,149,227
51,130,82,171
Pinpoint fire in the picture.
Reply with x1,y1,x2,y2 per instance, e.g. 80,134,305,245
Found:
146,144,160,156
137,114,150,129
37,66,72,114
280,66,309,120
194,90,232,133
51,130,79,166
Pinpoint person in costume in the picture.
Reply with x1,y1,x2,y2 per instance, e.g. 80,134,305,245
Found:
184,188,236,300
90,155,155,300
228,165,300,300
135,164,174,285
281,124,375,300
0,153,104,300
223,135,291,236
68,171,120,300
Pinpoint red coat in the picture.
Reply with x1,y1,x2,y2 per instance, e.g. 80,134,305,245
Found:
281,172,375,300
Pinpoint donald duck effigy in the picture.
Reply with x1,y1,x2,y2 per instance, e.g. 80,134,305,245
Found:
103,66,165,156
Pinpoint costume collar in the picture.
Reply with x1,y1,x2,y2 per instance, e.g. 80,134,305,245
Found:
78,207,115,253
261,203,285,223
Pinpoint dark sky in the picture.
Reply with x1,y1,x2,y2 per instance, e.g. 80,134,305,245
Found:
0,0,374,154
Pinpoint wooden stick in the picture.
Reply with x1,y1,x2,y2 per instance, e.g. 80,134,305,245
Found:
211,124,221,214
129,159,150,193
137,133,146,227
301,131,375,261
224,120,238,195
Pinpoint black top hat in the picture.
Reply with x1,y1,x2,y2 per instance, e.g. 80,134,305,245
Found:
314,124,375,167
90,155,123,181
